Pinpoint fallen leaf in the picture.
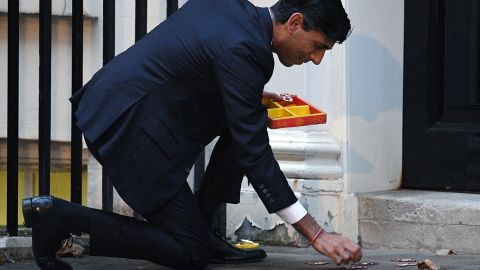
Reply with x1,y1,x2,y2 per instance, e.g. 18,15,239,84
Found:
435,249,457,256
394,262,417,267
418,259,439,270
305,261,329,265
56,243,85,258
0,254,14,264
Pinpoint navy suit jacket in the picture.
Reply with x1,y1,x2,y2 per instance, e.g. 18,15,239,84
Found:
71,0,297,215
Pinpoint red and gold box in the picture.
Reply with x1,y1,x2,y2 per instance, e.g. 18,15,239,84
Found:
263,96,327,129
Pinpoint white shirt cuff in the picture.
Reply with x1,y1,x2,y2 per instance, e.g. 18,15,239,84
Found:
275,201,308,225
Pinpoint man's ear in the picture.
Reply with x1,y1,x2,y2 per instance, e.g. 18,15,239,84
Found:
287,13,304,33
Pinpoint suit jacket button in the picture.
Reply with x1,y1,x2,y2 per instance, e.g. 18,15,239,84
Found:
269,198,274,203
259,184,265,189
266,193,271,198
263,189,268,193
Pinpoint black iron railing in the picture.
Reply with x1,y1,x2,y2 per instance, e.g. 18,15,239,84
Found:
7,0,20,237
102,0,116,213
38,0,52,197
4,0,211,237
71,0,84,206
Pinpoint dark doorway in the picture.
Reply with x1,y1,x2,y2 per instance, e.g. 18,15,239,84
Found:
403,0,480,191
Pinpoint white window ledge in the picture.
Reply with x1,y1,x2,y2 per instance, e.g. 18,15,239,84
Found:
0,0,101,18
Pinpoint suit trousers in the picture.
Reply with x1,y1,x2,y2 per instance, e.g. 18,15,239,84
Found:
81,109,213,269
85,182,212,270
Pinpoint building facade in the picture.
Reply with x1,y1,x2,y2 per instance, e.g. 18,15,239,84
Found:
2,0,479,254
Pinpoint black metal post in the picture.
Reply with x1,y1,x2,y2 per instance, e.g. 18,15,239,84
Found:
71,0,84,204
212,203,227,237
135,0,147,42
101,171,113,211
7,0,20,237
103,1,116,65
194,149,226,237
102,0,116,212
167,0,178,17
193,152,205,194
131,0,148,220
39,0,52,195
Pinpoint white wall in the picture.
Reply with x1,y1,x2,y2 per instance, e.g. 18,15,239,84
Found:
345,0,404,193
252,1,404,196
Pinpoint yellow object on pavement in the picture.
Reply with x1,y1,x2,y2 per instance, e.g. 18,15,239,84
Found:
235,239,260,249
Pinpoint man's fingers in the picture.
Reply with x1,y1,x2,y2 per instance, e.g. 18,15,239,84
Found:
336,236,361,262
272,94,282,100
335,238,360,265
312,233,362,265
334,253,351,265
345,243,362,262
332,255,342,265
353,248,363,262
322,246,340,264
341,251,352,264
335,245,352,265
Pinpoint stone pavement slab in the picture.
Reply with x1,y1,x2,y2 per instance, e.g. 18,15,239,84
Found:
1,246,479,269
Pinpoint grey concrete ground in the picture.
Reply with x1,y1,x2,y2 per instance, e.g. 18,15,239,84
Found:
1,246,479,270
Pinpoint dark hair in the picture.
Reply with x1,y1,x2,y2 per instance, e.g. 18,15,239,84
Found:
271,0,352,44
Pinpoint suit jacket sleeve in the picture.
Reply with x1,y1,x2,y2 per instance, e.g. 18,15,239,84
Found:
213,41,297,213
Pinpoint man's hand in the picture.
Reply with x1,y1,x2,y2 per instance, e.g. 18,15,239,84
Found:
292,214,362,265
311,231,362,265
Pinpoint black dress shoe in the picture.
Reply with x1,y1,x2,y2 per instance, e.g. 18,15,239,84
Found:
210,232,266,264
23,196,73,270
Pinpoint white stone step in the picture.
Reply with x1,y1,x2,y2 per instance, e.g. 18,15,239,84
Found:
358,190,480,254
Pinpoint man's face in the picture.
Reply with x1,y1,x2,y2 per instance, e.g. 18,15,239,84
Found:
273,13,335,67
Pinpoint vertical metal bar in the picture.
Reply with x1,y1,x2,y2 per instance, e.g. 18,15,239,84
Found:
7,0,20,237
167,0,178,17
193,151,205,194
103,1,115,65
135,0,147,42
102,0,115,212
470,1,479,102
194,149,226,237
39,0,52,195
213,203,227,237
132,0,148,220
71,0,84,204
102,172,113,211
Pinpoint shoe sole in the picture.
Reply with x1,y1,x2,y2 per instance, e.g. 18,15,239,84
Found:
22,198,33,228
